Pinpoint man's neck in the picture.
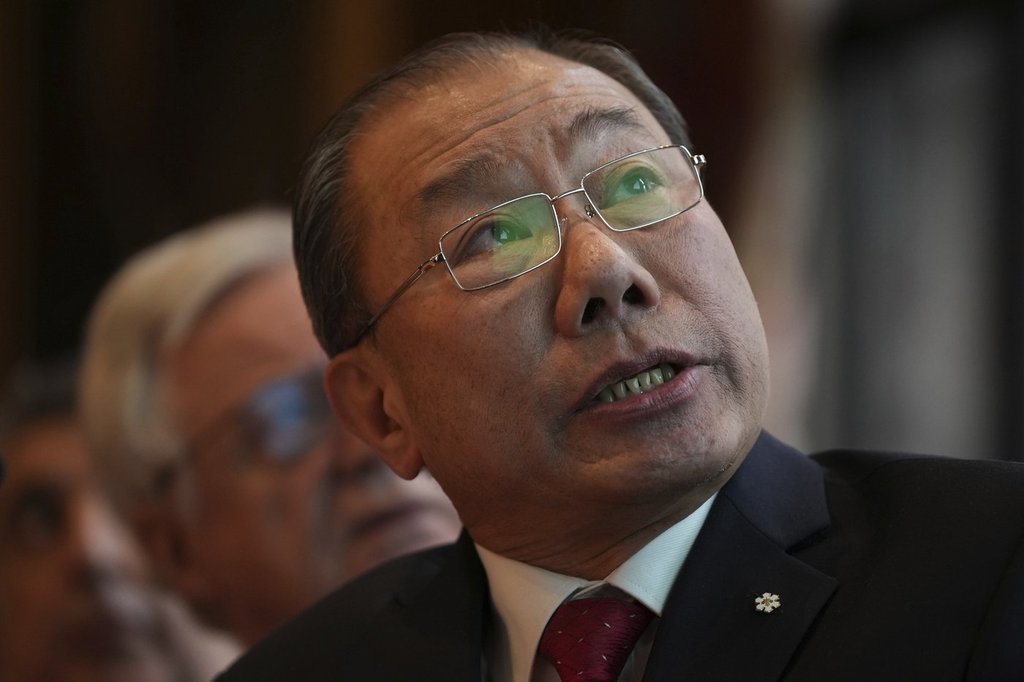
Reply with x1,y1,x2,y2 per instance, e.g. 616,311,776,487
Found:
477,493,712,580
477,494,718,682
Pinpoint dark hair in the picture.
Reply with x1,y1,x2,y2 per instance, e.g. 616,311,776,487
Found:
294,29,691,356
0,356,78,449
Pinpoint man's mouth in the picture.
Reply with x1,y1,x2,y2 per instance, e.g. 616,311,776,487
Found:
596,363,677,403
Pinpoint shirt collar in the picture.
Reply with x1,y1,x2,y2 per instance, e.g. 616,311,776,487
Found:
477,494,716,682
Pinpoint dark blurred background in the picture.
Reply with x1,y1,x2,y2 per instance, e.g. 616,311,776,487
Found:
2,0,1022,460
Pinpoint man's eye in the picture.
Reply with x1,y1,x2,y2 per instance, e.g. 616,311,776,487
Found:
452,214,533,261
488,217,533,245
5,486,67,550
602,167,663,207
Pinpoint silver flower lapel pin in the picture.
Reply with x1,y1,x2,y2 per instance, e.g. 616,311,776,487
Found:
755,592,781,614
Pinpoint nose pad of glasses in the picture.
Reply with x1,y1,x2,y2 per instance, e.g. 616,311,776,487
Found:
558,203,597,227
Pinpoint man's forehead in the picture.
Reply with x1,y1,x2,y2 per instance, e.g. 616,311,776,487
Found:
364,49,655,152
4,421,90,478
351,50,664,212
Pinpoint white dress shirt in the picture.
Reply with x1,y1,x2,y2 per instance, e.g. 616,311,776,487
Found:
477,494,716,682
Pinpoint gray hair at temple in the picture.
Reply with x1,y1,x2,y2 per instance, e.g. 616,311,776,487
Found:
294,29,691,356
78,208,293,511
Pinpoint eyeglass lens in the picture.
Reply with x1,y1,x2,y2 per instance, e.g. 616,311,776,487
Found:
583,146,699,230
237,370,332,465
439,146,700,290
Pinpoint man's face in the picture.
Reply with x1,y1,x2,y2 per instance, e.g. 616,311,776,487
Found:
0,418,178,682
344,50,769,572
163,263,460,644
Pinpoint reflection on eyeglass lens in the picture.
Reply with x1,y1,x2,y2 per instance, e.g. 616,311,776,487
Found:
236,370,332,465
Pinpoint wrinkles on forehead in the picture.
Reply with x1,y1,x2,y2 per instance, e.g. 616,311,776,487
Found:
362,55,639,168
416,105,644,211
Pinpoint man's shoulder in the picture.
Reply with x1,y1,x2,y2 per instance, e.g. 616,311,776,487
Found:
809,447,1024,549
812,447,1024,502
770,448,1024,677
214,542,465,681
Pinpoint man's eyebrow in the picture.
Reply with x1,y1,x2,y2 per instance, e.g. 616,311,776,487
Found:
567,105,644,144
417,154,511,209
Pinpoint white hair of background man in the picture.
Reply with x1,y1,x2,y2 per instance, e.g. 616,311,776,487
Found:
79,208,294,512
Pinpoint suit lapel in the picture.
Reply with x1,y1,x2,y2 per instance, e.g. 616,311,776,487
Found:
643,433,838,681
377,532,490,681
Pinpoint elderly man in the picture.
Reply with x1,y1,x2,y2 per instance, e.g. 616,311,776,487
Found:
218,32,1024,681
79,209,461,648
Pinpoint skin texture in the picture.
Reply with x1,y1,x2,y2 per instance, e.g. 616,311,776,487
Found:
327,49,770,579
159,263,461,645
0,418,178,682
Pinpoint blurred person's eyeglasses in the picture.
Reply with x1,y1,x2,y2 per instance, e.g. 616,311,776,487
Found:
352,144,706,346
183,368,332,471
231,369,333,465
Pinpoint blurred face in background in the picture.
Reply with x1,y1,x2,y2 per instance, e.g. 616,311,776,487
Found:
159,263,461,644
0,417,178,682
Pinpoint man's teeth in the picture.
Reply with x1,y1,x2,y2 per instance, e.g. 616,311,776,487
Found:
598,364,676,403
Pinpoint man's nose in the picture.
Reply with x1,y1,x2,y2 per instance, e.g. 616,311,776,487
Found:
552,211,661,338
73,495,145,587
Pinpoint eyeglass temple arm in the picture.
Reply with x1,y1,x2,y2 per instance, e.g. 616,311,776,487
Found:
356,253,444,339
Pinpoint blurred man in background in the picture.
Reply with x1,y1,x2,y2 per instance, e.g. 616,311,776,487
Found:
78,209,461,647
0,359,234,682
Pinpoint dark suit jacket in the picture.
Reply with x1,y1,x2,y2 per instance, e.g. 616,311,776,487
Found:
216,433,1024,681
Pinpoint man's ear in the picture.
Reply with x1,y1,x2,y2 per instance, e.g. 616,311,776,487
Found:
325,348,424,480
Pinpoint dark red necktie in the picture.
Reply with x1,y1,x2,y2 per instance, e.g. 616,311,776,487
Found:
538,596,654,682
